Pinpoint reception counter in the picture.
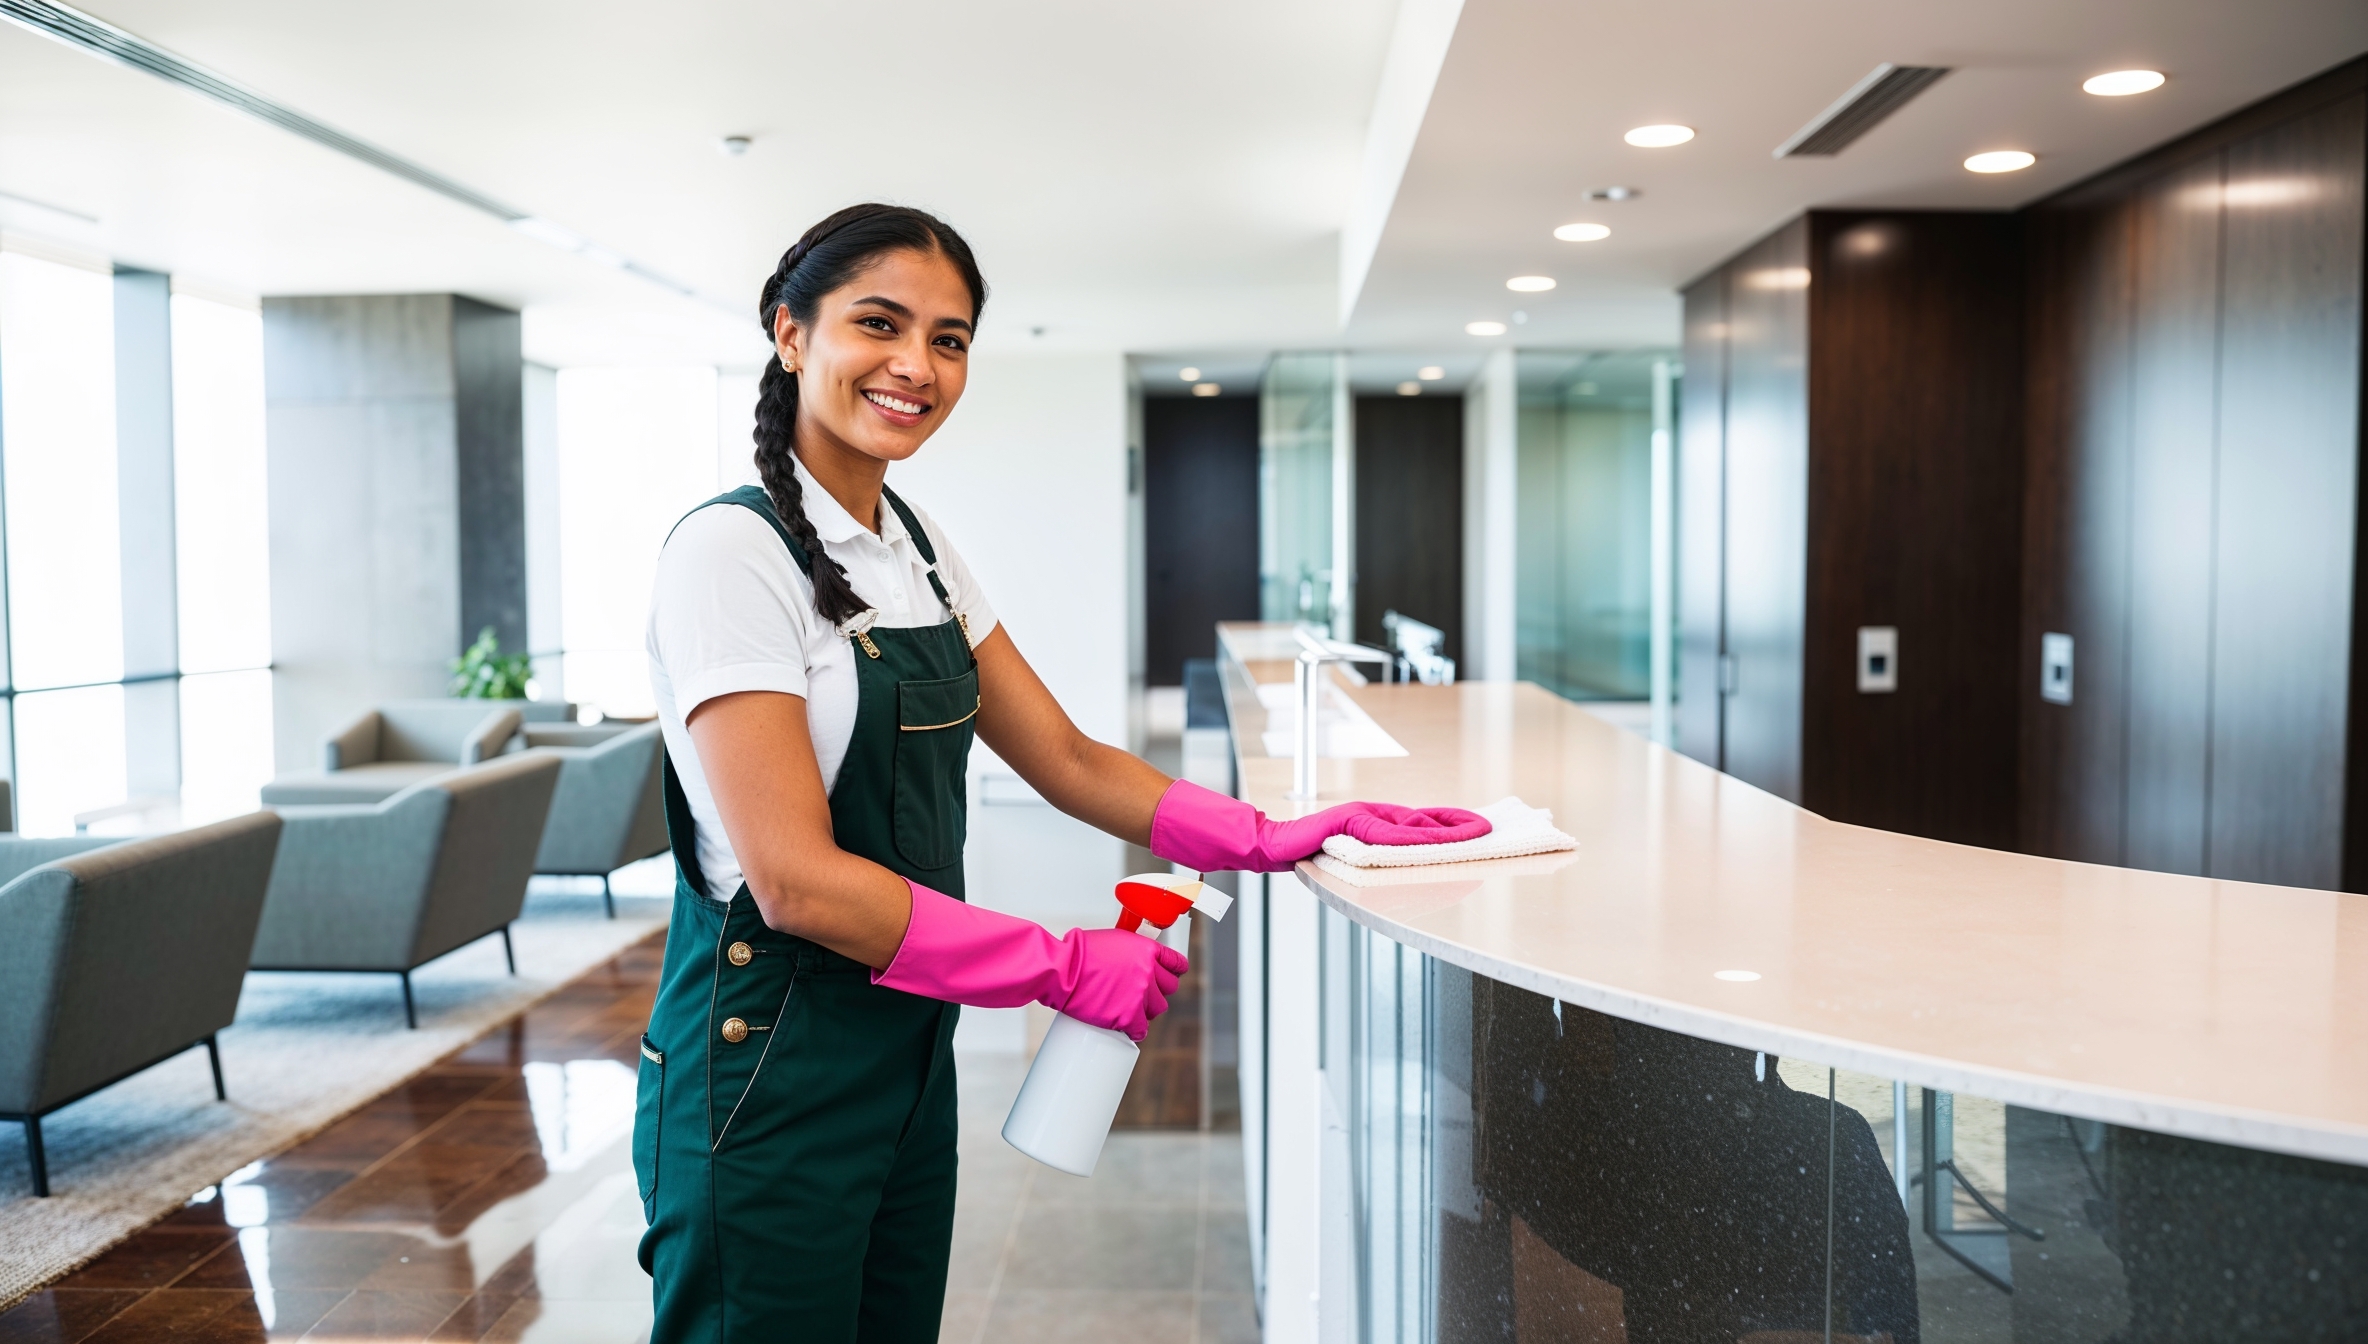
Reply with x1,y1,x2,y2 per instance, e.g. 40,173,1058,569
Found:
1212,624,2368,1343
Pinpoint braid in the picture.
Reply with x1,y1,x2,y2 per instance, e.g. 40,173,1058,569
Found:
749,203,989,627
752,356,869,625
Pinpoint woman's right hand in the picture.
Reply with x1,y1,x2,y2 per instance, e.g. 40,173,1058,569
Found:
1048,928,1189,1042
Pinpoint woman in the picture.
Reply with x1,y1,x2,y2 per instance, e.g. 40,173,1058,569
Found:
634,202,1487,1343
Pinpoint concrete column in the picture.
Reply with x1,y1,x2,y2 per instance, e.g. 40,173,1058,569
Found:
262,294,523,771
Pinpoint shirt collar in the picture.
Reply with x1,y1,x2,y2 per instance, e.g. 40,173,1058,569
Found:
790,455,897,548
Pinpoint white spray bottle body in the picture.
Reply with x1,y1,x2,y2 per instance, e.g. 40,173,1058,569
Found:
1001,876,1224,1176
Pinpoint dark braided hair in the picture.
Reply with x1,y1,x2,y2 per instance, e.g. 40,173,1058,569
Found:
755,203,989,625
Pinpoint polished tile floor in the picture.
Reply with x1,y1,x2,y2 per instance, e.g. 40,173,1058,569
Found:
0,932,1257,1343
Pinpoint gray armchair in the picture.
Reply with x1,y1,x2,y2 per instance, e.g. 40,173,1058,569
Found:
253,751,561,1027
259,698,568,806
0,812,284,1196
528,722,667,917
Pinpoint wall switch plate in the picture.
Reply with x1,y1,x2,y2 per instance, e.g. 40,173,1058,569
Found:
1857,626,1898,693
2041,632,2074,704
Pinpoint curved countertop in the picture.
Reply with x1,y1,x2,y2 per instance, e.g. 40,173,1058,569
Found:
1216,624,2368,1167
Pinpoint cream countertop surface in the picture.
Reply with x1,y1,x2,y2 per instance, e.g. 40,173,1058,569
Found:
1215,623,2368,1167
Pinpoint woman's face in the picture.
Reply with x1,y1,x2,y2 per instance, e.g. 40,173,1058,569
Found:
775,247,974,467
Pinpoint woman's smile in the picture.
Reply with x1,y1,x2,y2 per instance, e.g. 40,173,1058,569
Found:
861,387,931,426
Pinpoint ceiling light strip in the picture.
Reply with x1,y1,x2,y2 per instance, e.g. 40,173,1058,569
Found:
1774,63,1951,158
0,0,700,296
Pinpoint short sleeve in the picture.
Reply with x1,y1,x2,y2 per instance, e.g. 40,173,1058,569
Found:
647,505,820,713
910,506,998,648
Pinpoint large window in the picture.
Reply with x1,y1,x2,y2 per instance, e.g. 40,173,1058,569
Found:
553,366,731,718
0,246,273,834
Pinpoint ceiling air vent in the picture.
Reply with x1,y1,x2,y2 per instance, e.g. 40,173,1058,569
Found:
1774,64,1951,158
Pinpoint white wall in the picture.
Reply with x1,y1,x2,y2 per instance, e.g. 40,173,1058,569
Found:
893,348,1134,1051
895,347,1132,745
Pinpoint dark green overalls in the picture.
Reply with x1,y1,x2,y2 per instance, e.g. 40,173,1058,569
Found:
635,485,979,1343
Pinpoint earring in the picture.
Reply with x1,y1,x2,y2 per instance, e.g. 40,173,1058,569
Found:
781,359,795,372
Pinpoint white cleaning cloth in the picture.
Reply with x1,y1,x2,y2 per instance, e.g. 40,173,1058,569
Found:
1316,796,1577,869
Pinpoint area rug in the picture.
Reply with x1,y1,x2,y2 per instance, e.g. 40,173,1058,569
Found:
0,862,675,1306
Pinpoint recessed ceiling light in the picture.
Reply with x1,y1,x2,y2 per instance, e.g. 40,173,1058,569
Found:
1713,969,1761,982
1192,382,1222,397
1553,222,1611,242
719,136,752,156
1585,186,1640,201
1417,366,1445,380
2083,69,2165,97
1506,275,1556,292
1965,149,2037,173
1466,321,1507,336
1397,381,1422,397
1178,366,1201,381
1625,124,1695,148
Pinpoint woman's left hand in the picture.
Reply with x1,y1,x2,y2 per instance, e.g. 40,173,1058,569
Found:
1148,780,1489,873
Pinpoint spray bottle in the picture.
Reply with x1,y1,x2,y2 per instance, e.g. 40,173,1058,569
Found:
1002,873,1232,1176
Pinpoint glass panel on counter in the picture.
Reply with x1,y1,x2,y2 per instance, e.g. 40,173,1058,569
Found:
1328,944,2368,1343
1262,352,1345,633
1513,351,1674,702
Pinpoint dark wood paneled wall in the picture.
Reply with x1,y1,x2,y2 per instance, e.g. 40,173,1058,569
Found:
1144,395,1261,686
1803,213,2024,848
1354,395,1466,659
2021,60,2367,886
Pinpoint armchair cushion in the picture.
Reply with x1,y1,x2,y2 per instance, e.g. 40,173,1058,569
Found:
260,762,448,807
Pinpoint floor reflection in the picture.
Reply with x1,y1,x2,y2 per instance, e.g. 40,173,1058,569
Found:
0,935,666,1342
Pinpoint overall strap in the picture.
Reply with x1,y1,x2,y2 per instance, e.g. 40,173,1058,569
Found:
666,486,815,579
881,486,955,610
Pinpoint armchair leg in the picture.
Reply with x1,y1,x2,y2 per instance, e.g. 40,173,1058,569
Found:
501,924,517,976
206,1035,227,1101
602,873,615,920
399,971,417,1029
24,1116,47,1197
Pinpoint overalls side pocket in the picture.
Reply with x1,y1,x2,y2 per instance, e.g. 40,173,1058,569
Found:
634,1032,665,1216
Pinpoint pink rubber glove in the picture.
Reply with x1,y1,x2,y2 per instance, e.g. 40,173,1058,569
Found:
1148,779,1490,874
874,881,1189,1041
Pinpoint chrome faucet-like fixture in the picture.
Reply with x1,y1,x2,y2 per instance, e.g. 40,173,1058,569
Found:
1291,625,1395,800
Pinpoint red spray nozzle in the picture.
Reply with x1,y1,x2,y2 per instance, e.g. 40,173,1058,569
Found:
1111,873,1230,933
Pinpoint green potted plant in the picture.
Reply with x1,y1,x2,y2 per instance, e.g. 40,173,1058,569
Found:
449,627,536,700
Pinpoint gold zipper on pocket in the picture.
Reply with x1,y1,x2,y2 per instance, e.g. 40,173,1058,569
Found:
901,698,980,732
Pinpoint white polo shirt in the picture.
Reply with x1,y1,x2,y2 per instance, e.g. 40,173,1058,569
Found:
646,457,996,901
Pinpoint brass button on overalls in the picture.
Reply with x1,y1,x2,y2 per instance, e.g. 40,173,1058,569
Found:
720,1017,749,1044
727,941,753,966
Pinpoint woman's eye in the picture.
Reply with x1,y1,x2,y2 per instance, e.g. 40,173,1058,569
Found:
858,315,895,333
935,336,967,352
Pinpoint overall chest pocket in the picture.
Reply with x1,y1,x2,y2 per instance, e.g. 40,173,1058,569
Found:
892,669,978,874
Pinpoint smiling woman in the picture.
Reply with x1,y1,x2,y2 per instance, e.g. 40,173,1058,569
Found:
632,203,1483,1344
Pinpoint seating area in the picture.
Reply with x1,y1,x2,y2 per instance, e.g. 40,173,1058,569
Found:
0,699,668,1201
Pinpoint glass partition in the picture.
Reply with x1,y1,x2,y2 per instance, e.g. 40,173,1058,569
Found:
1261,352,1344,633
1324,919,2368,1343
1513,351,1674,702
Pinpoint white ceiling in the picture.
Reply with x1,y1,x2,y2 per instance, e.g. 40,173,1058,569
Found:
1348,0,2368,349
1,0,2362,367
0,0,1400,367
